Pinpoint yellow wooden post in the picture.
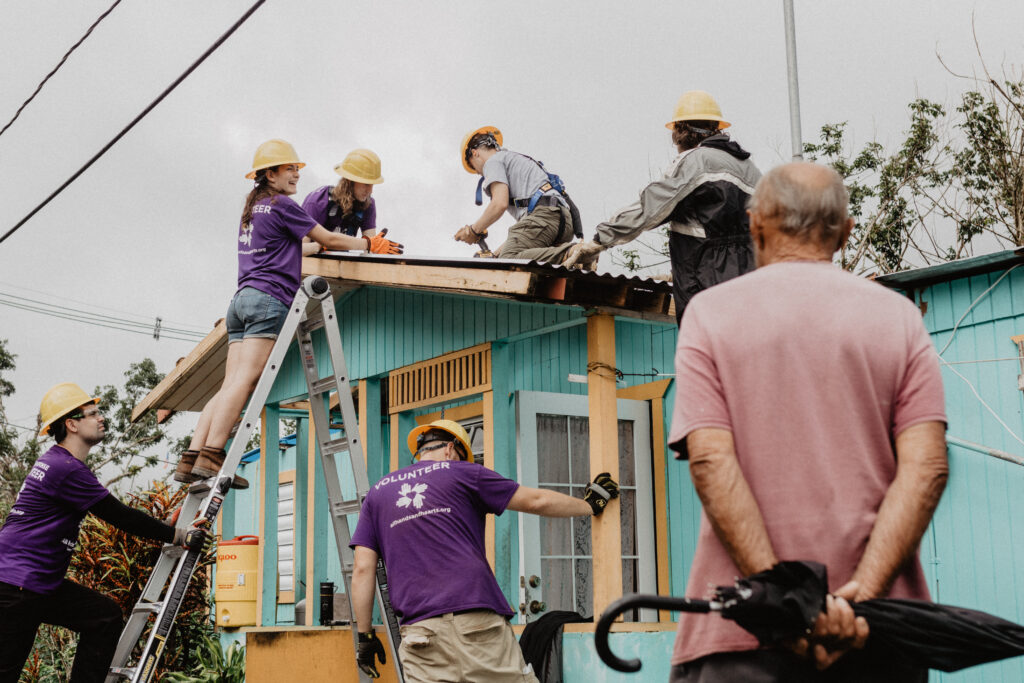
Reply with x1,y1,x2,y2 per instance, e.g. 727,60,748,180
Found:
586,313,622,619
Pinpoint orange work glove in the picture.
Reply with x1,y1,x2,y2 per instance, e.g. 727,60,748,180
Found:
367,228,404,255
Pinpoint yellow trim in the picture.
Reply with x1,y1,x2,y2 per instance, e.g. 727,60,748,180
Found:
256,408,267,626
617,378,674,622
586,313,622,620
415,401,484,425
304,405,317,626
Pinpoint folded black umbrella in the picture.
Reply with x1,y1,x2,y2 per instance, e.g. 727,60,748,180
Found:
595,560,1024,674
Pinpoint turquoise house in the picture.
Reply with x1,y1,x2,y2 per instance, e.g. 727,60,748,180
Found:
135,248,1024,681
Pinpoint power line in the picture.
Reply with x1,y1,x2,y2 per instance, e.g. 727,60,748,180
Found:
0,279,210,333
0,0,123,140
0,290,206,337
0,0,268,246
0,296,204,342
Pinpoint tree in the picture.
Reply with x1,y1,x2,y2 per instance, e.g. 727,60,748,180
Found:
805,53,1023,275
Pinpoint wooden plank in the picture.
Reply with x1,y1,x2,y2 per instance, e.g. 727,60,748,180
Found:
483,391,496,572
303,258,537,296
615,378,674,621
586,313,622,620
131,321,228,420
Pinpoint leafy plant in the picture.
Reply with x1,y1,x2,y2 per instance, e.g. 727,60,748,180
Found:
162,634,245,683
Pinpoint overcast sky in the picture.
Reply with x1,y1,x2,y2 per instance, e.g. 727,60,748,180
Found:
1,0,1022,468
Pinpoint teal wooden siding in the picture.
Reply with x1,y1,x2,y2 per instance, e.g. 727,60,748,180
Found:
913,265,1024,683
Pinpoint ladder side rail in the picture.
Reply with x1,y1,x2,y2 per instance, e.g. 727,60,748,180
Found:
309,292,404,680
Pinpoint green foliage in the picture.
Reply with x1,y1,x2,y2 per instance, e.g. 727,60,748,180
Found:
162,634,245,683
805,65,1024,274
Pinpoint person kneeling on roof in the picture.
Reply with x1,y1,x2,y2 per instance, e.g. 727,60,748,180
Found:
0,383,209,683
455,126,582,265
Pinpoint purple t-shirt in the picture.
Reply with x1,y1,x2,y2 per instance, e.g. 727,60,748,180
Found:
0,445,110,593
237,195,318,306
351,460,519,625
301,186,376,236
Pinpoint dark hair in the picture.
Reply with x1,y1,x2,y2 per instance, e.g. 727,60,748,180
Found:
672,120,721,152
330,177,369,217
49,412,74,443
241,168,282,225
464,133,500,166
417,429,467,460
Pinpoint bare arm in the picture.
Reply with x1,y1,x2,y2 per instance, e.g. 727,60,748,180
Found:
308,224,369,252
687,427,777,576
506,485,592,517
848,420,948,600
351,545,379,633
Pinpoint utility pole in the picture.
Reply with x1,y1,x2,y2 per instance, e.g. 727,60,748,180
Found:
783,0,804,161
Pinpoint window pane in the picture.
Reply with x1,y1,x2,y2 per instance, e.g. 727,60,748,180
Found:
574,558,593,616
569,416,589,486
536,415,569,482
541,558,573,613
540,486,571,556
620,489,636,556
572,516,592,556
617,420,635,487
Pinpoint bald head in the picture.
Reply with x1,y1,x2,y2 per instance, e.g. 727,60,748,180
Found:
748,162,851,252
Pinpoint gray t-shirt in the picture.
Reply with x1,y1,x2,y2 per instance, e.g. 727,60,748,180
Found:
482,149,564,220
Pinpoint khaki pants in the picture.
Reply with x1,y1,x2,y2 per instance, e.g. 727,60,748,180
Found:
398,610,538,683
496,206,574,264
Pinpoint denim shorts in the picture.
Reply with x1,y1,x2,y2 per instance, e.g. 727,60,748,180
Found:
225,287,289,343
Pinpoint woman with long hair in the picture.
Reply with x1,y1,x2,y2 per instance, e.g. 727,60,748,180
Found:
301,148,384,255
172,140,402,486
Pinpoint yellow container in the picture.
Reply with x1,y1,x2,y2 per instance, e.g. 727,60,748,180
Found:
215,535,259,627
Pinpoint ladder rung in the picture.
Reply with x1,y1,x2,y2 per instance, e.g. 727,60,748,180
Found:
320,439,349,456
309,377,336,396
132,601,163,615
332,500,362,516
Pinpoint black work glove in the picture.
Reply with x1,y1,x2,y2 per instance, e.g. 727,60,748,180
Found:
357,631,386,678
583,472,620,515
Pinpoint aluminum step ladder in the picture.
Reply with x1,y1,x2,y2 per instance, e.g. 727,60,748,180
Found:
107,275,403,683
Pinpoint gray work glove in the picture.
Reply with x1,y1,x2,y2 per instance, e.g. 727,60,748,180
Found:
357,631,386,678
564,239,604,269
583,472,620,515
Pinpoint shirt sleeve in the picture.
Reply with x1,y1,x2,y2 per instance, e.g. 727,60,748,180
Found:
362,198,377,233
474,466,520,515
593,153,705,247
301,187,330,225
278,195,319,240
668,298,734,458
61,464,112,512
892,309,947,436
481,155,509,196
350,498,379,552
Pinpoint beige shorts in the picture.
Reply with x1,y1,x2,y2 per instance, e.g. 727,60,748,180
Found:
398,610,537,683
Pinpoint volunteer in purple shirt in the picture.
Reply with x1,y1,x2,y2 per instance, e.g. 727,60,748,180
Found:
349,420,619,681
172,140,403,487
300,148,383,256
0,383,207,683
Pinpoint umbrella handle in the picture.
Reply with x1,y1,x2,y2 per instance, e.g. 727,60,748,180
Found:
595,594,712,673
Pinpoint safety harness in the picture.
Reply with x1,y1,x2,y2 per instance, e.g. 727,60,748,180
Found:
473,151,584,240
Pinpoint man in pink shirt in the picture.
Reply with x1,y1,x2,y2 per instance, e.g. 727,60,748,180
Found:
668,162,949,682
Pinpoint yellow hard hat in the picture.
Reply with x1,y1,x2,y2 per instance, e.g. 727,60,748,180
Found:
39,382,99,436
245,139,305,179
665,90,731,130
334,149,383,184
460,126,503,174
408,419,473,461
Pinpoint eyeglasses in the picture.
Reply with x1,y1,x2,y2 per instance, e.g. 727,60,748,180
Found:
69,408,102,421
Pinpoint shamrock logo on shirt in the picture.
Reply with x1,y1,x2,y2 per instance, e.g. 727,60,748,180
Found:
396,483,427,510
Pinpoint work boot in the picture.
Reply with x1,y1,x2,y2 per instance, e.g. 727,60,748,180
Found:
192,446,249,489
173,449,201,484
